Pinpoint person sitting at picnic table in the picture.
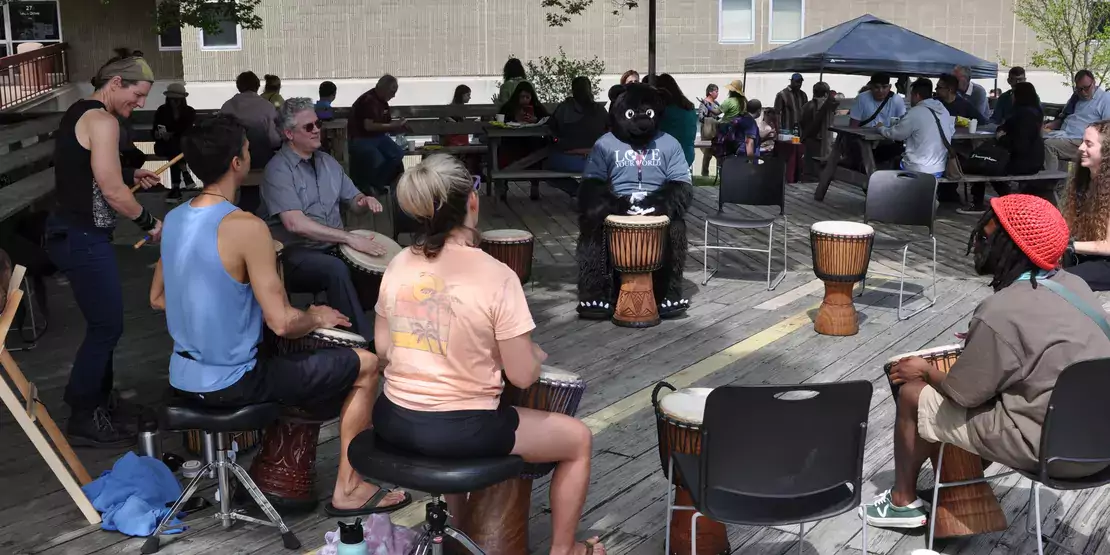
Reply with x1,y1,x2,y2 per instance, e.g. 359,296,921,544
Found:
849,73,906,128
861,193,1110,530
758,107,778,156
774,73,808,133
715,99,763,160
654,73,698,167
153,82,197,204
440,84,473,147
620,69,640,85
989,67,1028,125
348,74,409,195
316,80,337,121
698,84,722,176
957,82,1044,216
261,74,284,110
953,65,991,120
547,76,608,176
495,81,551,195
496,58,529,106
935,73,988,125
1061,120,1110,291
1044,70,1110,171
878,78,952,179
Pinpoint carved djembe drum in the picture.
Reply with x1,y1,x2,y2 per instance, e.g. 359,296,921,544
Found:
883,345,1008,537
605,214,670,328
452,367,586,555
810,221,874,336
480,229,535,284
336,229,403,311
652,383,730,555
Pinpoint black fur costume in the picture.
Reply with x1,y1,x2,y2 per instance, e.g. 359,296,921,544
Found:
576,83,693,320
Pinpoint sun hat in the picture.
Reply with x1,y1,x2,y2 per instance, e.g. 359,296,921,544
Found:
726,79,745,95
989,194,1070,270
164,83,188,98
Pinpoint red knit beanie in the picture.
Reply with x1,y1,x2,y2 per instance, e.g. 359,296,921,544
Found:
989,194,1070,270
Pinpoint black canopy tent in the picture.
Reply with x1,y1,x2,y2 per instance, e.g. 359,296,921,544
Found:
742,14,998,80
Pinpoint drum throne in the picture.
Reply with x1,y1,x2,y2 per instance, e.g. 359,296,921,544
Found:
143,399,300,553
576,83,694,321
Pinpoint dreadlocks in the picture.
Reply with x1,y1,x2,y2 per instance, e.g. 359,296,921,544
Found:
967,208,1041,292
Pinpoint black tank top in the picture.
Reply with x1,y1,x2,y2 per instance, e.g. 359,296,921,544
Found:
54,99,117,229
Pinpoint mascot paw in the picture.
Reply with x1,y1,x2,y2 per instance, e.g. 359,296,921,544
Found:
577,300,613,320
627,204,657,216
659,298,690,319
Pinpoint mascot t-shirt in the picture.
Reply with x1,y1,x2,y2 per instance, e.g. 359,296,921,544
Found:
583,131,692,197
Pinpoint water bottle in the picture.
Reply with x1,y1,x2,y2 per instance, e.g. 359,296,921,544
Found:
336,518,367,555
138,419,161,459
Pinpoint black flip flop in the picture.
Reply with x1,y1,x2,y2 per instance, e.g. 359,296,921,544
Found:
324,488,413,517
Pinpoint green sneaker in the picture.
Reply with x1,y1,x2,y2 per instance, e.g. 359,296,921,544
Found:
859,489,928,528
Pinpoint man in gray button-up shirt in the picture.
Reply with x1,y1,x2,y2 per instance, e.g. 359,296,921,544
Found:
260,98,384,338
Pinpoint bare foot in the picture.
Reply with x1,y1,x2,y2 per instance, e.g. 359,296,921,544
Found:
331,481,408,510
553,537,606,555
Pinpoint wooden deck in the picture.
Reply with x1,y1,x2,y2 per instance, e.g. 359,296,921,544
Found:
3,178,1109,555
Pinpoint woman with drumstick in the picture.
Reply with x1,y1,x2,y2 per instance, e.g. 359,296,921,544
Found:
1061,119,1110,290
373,155,605,555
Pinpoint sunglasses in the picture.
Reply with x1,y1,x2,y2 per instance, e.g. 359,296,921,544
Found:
301,120,322,133
473,175,481,191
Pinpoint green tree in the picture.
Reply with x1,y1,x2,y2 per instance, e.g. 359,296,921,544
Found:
492,49,606,105
541,0,638,26
1013,0,1110,84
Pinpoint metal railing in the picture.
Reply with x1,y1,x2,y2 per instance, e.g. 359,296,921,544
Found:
0,43,69,110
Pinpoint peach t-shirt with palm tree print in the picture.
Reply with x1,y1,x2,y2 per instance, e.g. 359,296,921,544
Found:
375,242,535,412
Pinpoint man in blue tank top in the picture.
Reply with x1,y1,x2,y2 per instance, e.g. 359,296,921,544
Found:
152,115,410,517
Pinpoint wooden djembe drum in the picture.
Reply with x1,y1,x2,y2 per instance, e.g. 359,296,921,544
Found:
336,229,403,311
480,229,535,284
652,383,730,555
605,214,670,328
451,367,587,555
883,345,1008,537
810,221,874,336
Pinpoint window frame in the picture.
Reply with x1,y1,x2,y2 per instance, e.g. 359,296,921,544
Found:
158,27,182,52
197,0,242,52
718,0,755,45
6,0,63,46
768,0,805,44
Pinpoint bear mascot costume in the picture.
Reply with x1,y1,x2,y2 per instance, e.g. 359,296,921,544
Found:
576,83,693,320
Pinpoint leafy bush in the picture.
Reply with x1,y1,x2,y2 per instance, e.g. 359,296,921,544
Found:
491,48,606,105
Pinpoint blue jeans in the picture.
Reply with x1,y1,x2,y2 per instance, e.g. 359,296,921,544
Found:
349,135,405,194
44,216,123,411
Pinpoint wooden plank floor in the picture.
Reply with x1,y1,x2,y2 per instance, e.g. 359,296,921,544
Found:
3,179,1108,555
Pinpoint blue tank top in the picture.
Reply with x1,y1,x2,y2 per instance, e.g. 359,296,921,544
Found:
162,201,263,393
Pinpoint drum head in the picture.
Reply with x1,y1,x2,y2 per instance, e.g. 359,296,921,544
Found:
313,327,368,344
540,365,582,383
886,344,962,365
658,387,713,425
339,230,403,272
606,214,670,226
481,229,534,242
811,221,875,237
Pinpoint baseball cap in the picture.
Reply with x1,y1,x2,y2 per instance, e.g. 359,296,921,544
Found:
791,73,804,82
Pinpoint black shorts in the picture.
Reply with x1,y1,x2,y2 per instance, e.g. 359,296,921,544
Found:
372,395,519,458
175,348,361,421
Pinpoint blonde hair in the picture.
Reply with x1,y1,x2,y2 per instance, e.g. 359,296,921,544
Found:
396,154,478,258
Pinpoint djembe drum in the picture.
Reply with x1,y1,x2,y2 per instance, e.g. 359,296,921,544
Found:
810,221,875,336
883,345,1007,538
606,214,670,328
453,367,587,555
652,383,730,555
336,229,403,310
251,329,369,512
480,229,534,284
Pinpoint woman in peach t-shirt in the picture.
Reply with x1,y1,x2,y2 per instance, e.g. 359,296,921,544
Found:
373,155,605,555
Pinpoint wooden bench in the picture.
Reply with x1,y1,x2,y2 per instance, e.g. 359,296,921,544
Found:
490,169,580,181
0,168,54,223
938,169,1068,184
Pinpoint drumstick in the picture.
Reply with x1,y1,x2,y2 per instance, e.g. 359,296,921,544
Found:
129,153,184,193
131,154,186,249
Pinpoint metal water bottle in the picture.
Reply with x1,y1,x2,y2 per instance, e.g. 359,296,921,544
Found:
138,419,161,459
336,518,367,555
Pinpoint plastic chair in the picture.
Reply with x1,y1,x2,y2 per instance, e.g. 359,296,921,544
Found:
917,358,1110,554
702,156,788,290
666,382,873,554
861,170,938,320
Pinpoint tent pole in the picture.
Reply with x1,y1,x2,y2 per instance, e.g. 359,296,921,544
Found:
647,0,657,79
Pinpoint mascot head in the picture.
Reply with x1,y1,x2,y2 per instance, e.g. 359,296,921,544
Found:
608,83,668,148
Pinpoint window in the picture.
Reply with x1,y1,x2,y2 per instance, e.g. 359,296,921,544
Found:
159,26,182,51
9,1,60,43
719,0,754,43
769,0,804,43
1092,0,1110,37
198,2,241,51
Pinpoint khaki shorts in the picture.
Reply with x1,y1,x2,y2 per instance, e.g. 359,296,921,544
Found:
916,385,979,455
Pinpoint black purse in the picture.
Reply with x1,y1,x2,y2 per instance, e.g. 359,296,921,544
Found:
963,140,1011,176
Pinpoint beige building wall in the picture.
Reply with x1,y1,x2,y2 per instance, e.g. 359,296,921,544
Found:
181,0,1040,82
61,0,183,82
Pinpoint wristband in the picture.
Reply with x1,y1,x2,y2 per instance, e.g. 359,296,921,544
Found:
132,208,156,232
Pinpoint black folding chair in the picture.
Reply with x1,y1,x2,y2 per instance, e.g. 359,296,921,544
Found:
666,382,872,554
861,170,938,320
702,156,788,289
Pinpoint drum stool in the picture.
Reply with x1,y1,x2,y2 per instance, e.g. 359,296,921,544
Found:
142,400,300,554
347,431,525,555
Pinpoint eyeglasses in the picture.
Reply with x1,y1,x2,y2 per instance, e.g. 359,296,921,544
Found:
473,175,481,191
302,120,322,132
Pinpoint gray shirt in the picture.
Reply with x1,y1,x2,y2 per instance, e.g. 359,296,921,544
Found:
583,131,691,197
958,82,991,123
220,91,282,149
260,143,360,249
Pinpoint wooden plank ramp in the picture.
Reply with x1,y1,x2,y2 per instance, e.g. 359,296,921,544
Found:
3,179,1110,555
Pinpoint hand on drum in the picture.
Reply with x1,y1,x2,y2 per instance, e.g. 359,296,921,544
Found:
307,305,351,330
889,356,932,385
356,195,384,214
345,232,387,256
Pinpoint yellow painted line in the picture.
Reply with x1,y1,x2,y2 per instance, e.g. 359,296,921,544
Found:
754,278,824,310
303,304,819,553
